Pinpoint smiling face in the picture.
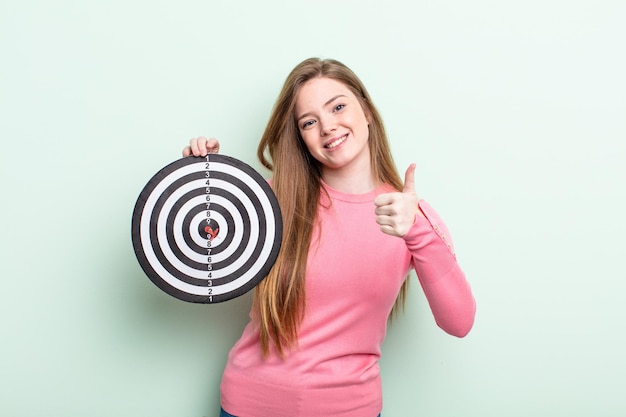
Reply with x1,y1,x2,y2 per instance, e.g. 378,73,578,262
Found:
295,77,372,177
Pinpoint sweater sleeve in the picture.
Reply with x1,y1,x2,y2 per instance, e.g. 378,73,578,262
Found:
402,200,476,337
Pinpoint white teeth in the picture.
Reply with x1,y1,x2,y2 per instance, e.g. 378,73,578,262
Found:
326,135,346,149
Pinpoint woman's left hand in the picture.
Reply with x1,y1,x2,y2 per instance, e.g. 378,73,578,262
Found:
374,163,421,237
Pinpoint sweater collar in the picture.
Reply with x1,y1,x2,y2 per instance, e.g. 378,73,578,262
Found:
320,179,394,203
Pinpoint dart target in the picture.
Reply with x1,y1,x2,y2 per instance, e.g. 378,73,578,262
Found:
131,154,282,303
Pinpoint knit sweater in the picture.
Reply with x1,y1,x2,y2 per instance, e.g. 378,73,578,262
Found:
220,181,476,417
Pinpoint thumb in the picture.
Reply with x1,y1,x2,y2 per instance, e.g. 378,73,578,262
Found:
402,163,417,194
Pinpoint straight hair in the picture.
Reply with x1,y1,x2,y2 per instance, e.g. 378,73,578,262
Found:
255,57,408,356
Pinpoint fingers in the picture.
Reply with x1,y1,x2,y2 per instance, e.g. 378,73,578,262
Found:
373,193,394,208
402,163,416,194
374,163,419,237
205,137,220,154
183,136,221,157
373,163,417,208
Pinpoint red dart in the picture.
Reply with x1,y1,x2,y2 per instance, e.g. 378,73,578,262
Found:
205,226,219,240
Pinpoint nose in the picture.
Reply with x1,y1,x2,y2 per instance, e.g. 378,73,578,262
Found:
319,115,336,136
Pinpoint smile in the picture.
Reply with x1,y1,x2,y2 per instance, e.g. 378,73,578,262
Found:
325,134,347,149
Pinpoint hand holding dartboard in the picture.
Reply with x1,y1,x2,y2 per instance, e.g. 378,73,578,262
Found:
132,154,282,303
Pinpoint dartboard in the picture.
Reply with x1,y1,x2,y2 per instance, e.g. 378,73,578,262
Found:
131,154,282,303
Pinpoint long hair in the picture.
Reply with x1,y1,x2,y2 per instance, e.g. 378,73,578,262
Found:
255,57,408,356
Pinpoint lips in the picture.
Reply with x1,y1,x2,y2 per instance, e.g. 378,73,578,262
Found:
324,134,347,149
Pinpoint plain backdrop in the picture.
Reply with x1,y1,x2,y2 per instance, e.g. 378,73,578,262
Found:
1,1,625,416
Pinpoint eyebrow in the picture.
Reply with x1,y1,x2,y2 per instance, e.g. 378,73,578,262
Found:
296,94,347,122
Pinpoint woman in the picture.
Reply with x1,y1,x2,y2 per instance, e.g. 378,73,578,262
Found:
183,58,476,417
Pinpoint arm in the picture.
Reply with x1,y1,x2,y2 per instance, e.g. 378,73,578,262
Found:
374,164,475,337
403,200,476,337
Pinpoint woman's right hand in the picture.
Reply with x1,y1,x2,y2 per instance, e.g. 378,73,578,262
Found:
182,137,221,157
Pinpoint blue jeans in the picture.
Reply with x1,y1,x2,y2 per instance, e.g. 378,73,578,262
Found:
220,407,380,417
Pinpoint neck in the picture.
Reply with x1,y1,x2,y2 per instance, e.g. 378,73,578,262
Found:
321,163,377,194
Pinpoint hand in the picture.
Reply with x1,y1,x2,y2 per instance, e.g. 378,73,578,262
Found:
374,163,421,237
182,136,221,157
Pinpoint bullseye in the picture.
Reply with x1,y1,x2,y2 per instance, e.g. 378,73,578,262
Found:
131,154,283,303
200,218,220,241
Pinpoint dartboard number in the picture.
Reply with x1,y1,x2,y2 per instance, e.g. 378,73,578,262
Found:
205,156,214,302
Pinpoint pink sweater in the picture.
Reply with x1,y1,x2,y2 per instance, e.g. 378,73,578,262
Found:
220,182,476,417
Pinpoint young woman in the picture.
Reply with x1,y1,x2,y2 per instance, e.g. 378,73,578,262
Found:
183,58,476,417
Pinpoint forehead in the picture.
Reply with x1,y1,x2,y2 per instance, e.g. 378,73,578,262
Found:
295,77,356,111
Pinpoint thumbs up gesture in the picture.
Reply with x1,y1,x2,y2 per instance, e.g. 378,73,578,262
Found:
374,164,421,237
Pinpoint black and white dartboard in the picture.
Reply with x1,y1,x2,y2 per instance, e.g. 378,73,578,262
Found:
131,154,282,303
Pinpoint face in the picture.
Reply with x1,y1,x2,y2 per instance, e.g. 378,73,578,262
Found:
294,77,371,174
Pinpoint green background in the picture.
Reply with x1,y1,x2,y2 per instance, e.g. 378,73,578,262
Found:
2,1,624,415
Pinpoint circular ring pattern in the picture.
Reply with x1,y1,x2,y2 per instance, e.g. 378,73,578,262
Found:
131,154,282,303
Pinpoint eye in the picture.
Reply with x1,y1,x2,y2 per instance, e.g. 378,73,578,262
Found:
333,104,345,112
301,119,315,129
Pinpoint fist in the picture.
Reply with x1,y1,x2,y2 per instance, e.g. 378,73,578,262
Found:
374,164,420,237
